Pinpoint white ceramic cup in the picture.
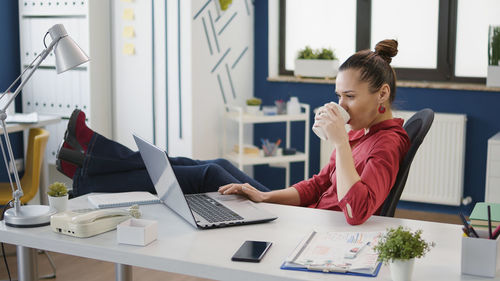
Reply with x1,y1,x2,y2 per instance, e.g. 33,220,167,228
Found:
313,102,350,141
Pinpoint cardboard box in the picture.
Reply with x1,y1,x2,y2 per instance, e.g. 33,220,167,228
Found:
117,218,157,246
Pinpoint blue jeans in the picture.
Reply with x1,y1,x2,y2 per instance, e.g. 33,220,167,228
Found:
72,133,270,196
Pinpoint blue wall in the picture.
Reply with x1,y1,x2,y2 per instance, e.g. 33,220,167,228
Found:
0,1,24,181
253,1,500,215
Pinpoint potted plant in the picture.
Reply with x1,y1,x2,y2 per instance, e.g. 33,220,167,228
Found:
294,46,339,79
47,182,69,212
373,226,435,281
487,25,500,87
246,98,262,115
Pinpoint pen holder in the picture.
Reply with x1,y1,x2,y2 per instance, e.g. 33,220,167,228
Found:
461,229,500,277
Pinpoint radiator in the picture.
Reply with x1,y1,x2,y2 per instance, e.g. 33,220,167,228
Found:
319,110,467,206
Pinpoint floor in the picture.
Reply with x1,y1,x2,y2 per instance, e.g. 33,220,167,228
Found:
0,208,461,281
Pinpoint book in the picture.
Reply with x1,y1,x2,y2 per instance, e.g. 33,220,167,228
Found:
281,230,382,277
469,203,500,228
88,192,161,208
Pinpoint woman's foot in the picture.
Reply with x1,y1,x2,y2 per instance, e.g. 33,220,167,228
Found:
56,109,94,178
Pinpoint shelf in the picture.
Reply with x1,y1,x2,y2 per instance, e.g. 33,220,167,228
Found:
224,152,307,166
224,112,308,124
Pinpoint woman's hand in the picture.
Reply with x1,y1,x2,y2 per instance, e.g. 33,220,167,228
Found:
315,103,349,147
218,183,267,202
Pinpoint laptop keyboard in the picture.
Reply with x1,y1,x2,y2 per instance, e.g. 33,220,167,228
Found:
185,194,243,223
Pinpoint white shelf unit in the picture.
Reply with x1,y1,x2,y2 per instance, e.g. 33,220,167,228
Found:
223,103,310,188
18,0,111,164
485,132,500,203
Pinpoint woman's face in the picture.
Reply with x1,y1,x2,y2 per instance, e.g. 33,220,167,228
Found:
335,68,382,131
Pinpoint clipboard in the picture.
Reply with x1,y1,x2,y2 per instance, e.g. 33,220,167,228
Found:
280,231,383,277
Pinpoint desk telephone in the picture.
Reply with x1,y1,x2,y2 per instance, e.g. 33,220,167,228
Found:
50,205,141,238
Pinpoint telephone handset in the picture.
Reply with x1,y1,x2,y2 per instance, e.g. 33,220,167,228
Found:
50,205,141,238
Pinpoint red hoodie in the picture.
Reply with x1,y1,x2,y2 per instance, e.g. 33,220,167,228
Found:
293,118,410,225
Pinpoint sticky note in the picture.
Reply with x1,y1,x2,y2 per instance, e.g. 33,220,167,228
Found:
123,43,135,55
123,26,135,38
123,8,135,20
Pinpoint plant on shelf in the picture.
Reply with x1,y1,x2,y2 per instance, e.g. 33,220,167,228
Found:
487,25,500,87
219,0,232,11
489,25,500,66
245,98,262,115
295,46,339,79
47,182,69,212
374,226,435,281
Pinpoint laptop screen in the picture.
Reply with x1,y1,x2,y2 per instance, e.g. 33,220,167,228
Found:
133,134,198,227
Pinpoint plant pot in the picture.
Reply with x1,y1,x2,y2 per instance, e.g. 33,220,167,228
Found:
389,258,415,281
246,105,261,115
487,65,500,87
294,59,339,79
48,194,69,213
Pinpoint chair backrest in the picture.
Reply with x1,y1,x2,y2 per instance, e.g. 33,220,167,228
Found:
0,128,49,205
379,109,435,217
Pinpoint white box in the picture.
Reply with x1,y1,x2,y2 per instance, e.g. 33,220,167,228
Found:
117,219,158,246
461,230,500,277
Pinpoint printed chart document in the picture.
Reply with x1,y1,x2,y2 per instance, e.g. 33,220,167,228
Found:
281,231,383,277
88,191,160,208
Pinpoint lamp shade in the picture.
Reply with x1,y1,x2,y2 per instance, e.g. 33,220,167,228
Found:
49,24,90,74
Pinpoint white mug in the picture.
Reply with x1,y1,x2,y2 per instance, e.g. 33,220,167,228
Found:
313,102,350,141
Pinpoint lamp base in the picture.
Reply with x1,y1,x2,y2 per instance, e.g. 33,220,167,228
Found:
4,205,56,227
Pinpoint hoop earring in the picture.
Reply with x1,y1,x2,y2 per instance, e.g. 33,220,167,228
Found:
378,105,386,114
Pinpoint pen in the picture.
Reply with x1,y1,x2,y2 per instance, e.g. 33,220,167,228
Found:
488,205,493,239
462,226,470,237
271,139,281,156
345,242,370,259
492,224,500,240
459,213,479,238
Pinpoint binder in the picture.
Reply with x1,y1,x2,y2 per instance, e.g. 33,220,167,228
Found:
281,231,383,277
88,192,161,209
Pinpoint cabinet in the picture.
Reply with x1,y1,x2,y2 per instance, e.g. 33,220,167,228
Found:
18,0,111,164
223,104,310,188
486,132,500,203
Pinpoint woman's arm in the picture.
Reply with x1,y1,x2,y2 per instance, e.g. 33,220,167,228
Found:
218,183,301,206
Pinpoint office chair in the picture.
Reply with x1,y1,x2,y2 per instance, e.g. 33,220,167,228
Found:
379,108,435,217
0,128,56,280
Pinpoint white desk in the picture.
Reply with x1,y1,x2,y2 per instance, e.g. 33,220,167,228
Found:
0,115,61,205
1,194,498,281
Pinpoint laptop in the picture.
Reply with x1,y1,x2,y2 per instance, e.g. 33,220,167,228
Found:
133,134,277,229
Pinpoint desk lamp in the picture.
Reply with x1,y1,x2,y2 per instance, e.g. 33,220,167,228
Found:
2,24,89,227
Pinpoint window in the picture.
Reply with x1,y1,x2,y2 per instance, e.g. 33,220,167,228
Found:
279,0,487,83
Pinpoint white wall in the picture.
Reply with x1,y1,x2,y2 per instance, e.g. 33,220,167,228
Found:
111,0,254,158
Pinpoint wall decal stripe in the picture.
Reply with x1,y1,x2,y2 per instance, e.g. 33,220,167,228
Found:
211,48,231,73
152,0,156,143
178,0,182,139
244,0,250,16
193,0,211,20
225,63,236,99
231,46,248,69
165,0,168,149
217,11,237,36
208,10,220,53
202,17,213,56
217,74,228,109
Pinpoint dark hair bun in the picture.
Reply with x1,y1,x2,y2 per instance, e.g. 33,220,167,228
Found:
374,39,398,64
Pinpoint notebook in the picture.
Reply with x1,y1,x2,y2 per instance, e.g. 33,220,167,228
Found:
281,230,382,277
469,202,500,228
88,191,161,208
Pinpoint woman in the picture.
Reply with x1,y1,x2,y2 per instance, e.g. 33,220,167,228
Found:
57,39,409,225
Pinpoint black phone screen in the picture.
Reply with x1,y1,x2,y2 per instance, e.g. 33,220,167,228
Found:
231,240,272,262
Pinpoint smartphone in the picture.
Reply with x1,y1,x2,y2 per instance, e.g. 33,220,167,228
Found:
231,240,272,262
